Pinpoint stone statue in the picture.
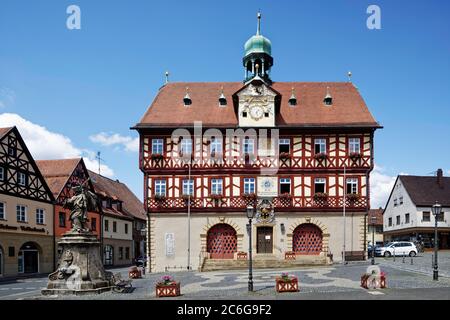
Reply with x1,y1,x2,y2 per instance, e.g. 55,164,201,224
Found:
63,179,100,233
48,250,76,281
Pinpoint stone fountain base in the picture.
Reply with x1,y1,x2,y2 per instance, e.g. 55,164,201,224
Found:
42,232,113,296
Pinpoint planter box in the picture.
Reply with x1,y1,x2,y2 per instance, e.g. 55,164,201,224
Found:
285,252,296,260
360,273,386,289
276,277,299,293
237,252,248,260
156,282,181,297
128,267,142,279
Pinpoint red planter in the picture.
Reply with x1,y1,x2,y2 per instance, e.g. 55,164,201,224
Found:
285,252,296,260
128,267,142,279
156,282,181,297
237,252,248,260
276,277,299,293
360,273,386,289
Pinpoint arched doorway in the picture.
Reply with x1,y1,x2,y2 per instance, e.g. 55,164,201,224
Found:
207,224,237,259
292,224,323,255
104,245,114,266
19,242,40,274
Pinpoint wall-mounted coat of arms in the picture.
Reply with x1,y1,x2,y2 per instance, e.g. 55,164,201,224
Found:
256,198,275,223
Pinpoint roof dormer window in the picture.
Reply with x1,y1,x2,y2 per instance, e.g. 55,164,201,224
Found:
323,87,333,106
288,87,297,106
183,87,192,106
218,86,227,106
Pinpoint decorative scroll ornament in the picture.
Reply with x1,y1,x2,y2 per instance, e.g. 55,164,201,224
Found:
256,198,275,223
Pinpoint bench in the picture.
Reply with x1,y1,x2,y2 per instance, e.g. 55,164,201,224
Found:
344,251,366,261
112,272,133,293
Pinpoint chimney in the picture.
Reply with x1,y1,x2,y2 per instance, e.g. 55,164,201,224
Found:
437,168,443,188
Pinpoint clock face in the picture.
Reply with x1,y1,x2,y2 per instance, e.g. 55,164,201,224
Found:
264,180,272,189
249,106,264,120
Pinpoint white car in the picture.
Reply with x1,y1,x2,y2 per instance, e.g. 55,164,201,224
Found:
375,242,418,257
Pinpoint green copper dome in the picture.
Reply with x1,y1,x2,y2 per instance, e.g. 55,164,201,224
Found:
244,34,272,57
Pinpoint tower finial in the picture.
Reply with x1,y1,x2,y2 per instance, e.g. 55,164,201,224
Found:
165,71,169,84
257,11,261,35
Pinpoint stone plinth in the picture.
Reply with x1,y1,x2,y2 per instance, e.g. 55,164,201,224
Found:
42,232,113,295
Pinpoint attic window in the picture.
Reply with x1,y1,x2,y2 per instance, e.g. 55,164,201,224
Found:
323,87,333,106
218,86,227,106
183,87,192,106
242,111,248,118
289,87,297,106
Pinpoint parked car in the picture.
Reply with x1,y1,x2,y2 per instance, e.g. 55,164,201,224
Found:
375,242,418,257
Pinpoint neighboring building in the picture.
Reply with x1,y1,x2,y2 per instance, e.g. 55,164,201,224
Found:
0,127,55,277
383,169,450,250
133,14,381,272
36,158,101,262
88,171,144,267
367,208,384,247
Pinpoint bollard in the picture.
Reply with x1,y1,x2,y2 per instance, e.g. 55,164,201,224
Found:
432,254,434,268
411,256,413,265
402,253,405,263
393,253,395,262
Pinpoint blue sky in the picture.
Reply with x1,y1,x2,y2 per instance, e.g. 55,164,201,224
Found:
1,0,449,207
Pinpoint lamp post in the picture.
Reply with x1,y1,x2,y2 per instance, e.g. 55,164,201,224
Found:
246,206,254,292
432,202,442,281
343,164,346,264
371,215,377,265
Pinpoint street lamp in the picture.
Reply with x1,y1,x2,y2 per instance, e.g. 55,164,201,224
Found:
246,205,254,292
432,201,442,281
370,215,377,265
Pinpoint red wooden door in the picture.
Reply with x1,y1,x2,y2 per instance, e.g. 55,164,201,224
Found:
293,224,323,255
207,224,237,259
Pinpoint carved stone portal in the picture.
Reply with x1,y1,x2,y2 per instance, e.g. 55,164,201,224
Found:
42,233,112,295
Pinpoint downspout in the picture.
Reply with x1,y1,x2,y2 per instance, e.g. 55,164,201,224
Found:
365,129,376,255
52,202,56,271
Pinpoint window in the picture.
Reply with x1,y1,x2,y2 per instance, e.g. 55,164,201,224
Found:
180,138,192,155
59,212,66,227
8,147,16,157
399,197,403,205
243,138,254,154
182,179,194,196
210,138,222,155
388,217,392,227
393,199,398,207
405,213,410,224
396,215,400,225
264,112,269,118
346,178,358,194
125,223,129,234
105,219,109,231
211,178,223,195
314,138,326,154
125,247,130,260
243,178,255,194
91,218,97,231
151,139,163,155
422,211,430,222
17,172,27,186
16,205,26,222
348,138,360,154
279,139,290,154
279,178,291,194
154,179,166,196
119,247,123,260
0,167,4,181
36,209,44,225
0,202,5,220
242,111,248,118
113,221,117,232
314,178,326,194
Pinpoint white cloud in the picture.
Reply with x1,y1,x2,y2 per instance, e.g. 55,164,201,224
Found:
0,87,16,109
0,113,114,177
90,132,139,152
370,164,397,209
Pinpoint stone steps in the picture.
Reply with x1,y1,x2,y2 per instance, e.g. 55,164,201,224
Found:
201,256,328,272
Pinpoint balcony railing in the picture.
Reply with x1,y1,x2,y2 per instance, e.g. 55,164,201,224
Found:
148,195,368,212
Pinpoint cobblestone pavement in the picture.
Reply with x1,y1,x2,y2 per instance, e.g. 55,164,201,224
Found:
8,262,449,300
377,251,450,278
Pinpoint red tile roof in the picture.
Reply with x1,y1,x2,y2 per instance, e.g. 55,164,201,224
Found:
0,127,13,139
88,170,146,221
36,158,81,198
135,82,380,128
368,208,384,226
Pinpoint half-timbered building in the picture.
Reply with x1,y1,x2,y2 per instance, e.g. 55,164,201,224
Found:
133,14,381,272
36,158,100,262
0,127,55,277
